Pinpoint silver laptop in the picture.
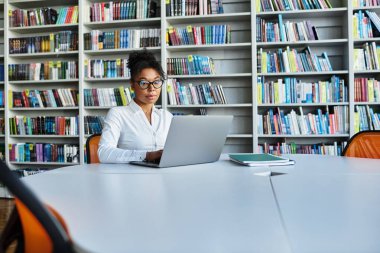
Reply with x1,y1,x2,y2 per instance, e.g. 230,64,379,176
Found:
130,115,233,168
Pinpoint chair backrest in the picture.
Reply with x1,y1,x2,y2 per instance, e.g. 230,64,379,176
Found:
342,131,380,159
86,134,101,164
0,161,74,253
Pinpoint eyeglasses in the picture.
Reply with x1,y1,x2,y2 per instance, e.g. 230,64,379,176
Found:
136,79,163,89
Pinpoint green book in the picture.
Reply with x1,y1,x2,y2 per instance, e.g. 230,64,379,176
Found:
229,153,295,167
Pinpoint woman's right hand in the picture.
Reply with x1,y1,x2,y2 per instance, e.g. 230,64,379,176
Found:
146,150,163,163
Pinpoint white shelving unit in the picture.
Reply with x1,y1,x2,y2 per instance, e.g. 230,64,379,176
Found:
0,0,378,177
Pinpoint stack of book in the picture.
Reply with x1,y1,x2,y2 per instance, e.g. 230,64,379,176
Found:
229,153,295,167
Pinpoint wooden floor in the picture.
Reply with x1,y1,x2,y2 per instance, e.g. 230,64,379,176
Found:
0,199,17,253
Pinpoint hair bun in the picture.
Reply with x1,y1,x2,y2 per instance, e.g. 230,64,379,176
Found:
128,50,157,70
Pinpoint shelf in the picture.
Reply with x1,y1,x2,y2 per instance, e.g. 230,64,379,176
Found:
354,38,380,44
84,18,161,29
354,70,380,74
10,51,79,59
258,71,349,77
167,43,251,52
10,135,80,138
84,77,131,82
256,39,348,48
8,0,78,8
166,12,251,25
0,135,5,138
227,134,253,138
258,102,349,107
84,47,160,56
0,82,4,85
9,24,78,34
353,102,380,105
256,8,348,18
168,73,252,78
0,108,4,111
10,107,79,111
84,106,116,110
9,162,79,166
258,134,350,138
9,79,79,84
167,103,252,108
353,6,380,11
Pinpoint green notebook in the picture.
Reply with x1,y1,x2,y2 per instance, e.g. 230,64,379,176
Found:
229,153,295,167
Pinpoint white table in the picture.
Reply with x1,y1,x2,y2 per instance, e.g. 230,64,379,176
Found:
22,155,380,253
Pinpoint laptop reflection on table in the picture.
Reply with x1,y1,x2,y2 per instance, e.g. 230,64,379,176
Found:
130,115,233,168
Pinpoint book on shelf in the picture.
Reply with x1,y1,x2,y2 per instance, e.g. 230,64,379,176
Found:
167,24,231,46
84,59,130,79
9,143,79,163
354,78,380,102
353,42,380,71
166,0,223,17
258,0,332,12
257,76,347,104
9,116,79,136
84,28,160,50
353,11,375,39
258,141,347,156
9,6,78,27
365,10,380,36
84,87,134,107
229,153,295,167
355,105,380,132
167,79,227,105
9,89,78,108
84,116,105,135
353,0,380,8
256,15,319,42
167,55,216,75
9,31,79,54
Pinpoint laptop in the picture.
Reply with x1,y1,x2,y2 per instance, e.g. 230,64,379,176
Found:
130,115,233,168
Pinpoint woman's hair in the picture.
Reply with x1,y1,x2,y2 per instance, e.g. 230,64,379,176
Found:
128,49,165,81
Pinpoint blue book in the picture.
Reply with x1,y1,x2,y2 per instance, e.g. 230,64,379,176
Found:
278,14,285,42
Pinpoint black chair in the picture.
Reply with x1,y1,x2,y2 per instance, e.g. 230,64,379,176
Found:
0,161,74,253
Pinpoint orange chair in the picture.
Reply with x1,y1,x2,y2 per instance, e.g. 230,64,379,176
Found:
342,131,380,159
0,161,74,253
86,134,101,164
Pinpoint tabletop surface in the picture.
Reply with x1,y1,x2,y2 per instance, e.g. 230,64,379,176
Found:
22,154,380,253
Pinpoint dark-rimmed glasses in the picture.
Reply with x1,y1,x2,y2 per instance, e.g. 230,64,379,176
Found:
136,79,163,89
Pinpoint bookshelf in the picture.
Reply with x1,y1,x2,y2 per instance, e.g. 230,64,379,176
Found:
0,0,378,181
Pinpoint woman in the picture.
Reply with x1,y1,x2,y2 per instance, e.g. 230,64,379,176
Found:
98,50,173,163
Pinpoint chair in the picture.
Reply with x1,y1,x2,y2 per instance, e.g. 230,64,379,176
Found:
342,130,380,159
86,133,101,164
0,161,74,253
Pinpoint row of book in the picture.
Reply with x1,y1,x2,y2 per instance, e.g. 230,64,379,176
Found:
257,76,347,104
84,29,160,50
258,47,333,73
256,16,319,42
167,25,231,46
259,0,332,12
10,89,79,108
0,118,4,135
0,91,4,107
353,11,376,39
8,62,78,81
89,0,158,22
354,78,380,102
353,0,380,7
84,116,105,135
258,141,347,156
354,42,380,71
167,56,216,75
9,116,79,136
166,0,224,16
9,6,78,27
9,143,79,163
167,79,227,105
9,31,79,54
257,106,349,135
84,59,130,79
84,87,134,107
355,105,380,132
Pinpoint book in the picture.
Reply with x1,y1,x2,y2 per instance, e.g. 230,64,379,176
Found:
229,153,295,167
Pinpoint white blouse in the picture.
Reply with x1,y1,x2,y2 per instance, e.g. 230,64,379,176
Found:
98,100,173,163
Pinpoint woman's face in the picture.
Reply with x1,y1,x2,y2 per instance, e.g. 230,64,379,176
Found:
131,68,162,106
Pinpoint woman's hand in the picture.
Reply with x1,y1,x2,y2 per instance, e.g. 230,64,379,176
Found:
146,150,163,163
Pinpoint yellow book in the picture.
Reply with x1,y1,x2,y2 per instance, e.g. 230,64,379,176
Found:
8,90,13,108
262,51,267,73
274,81,280,104
368,79,374,102
257,81,262,104
354,112,360,133
119,86,128,105
320,81,327,103
256,0,261,13
353,15,358,39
